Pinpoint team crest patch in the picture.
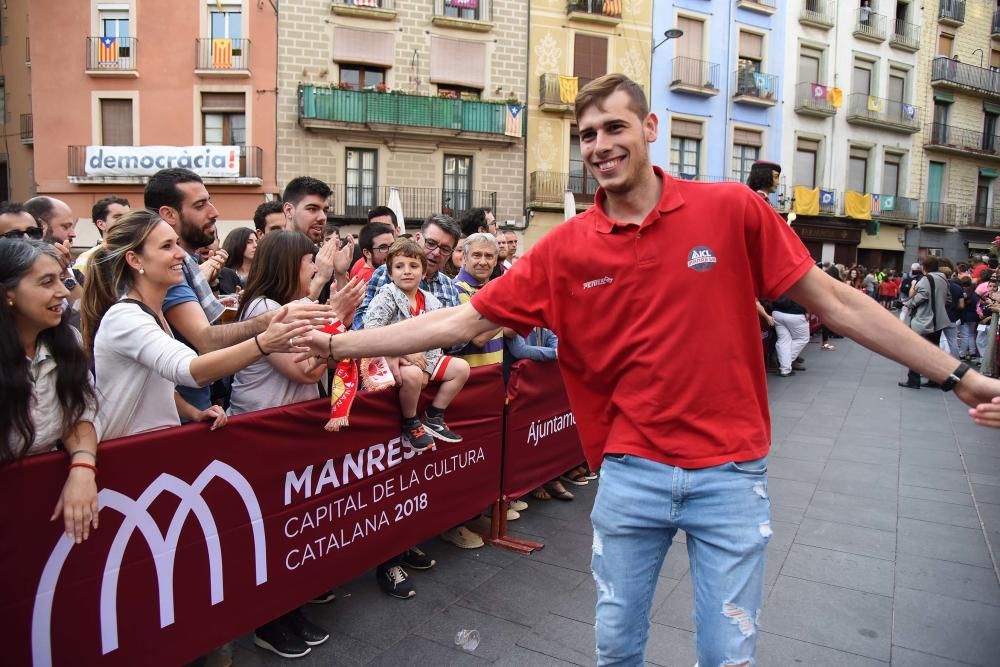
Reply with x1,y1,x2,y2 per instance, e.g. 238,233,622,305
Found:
687,246,717,272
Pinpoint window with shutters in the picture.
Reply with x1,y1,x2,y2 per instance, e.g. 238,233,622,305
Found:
888,69,906,102
882,153,902,197
793,137,819,188
443,155,473,213
99,7,131,58
983,109,999,151
669,119,702,179
798,45,823,84
738,30,764,73
848,146,870,193
340,65,386,91
992,49,1000,72
573,34,608,89
346,148,378,215
201,92,245,145
100,98,133,146
851,59,874,95
732,128,762,182
937,32,954,57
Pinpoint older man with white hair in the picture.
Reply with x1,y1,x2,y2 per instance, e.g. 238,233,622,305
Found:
453,232,504,367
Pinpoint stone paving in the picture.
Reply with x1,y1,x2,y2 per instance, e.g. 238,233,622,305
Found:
234,339,1000,666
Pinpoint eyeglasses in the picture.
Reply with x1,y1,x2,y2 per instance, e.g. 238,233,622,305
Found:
423,238,454,256
371,244,392,254
1,227,43,240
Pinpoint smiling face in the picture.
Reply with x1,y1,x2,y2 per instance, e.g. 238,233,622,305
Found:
43,199,78,245
7,254,70,334
389,255,424,295
285,194,328,243
127,221,187,288
175,181,219,249
577,89,657,197
463,240,498,285
416,223,456,278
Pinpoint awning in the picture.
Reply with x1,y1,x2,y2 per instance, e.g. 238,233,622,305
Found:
967,242,996,251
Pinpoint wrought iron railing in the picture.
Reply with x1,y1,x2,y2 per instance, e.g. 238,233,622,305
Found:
922,202,958,226
927,122,1000,155
86,36,137,71
793,82,837,114
195,38,251,71
333,0,395,8
671,57,720,92
324,184,496,221
799,0,835,25
874,195,919,222
732,68,779,103
854,10,887,40
957,205,1000,228
890,18,920,50
566,0,621,18
847,93,920,131
433,0,492,22
20,113,32,143
938,0,965,23
529,171,599,206
931,57,1000,97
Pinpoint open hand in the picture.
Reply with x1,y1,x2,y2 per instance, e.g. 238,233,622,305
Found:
956,372,1000,429
313,238,338,283
333,235,355,275
258,306,314,354
283,300,337,328
328,276,366,325
50,467,99,544
968,396,1000,429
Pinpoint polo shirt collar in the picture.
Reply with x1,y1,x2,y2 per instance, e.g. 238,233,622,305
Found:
455,268,483,289
592,166,685,234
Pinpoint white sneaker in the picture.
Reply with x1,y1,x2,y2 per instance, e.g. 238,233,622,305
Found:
506,508,521,521
440,526,484,549
509,499,528,512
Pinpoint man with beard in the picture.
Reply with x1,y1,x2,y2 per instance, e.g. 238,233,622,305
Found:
145,168,335,415
24,196,84,306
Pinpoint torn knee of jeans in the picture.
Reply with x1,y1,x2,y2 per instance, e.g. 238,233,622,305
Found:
593,570,614,600
722,602,756,638
752,481,767,499
758,520,773,539
592,530,604,557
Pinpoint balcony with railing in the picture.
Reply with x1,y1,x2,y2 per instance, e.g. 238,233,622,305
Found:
874,195,920,223
890,18,920,52
539,74,576,112
846,93,921,133
528,171,598,209
925,123,1000,160
736,0,777,15
993,8,1000,39
20,113,32,145
931,57,1000,99
68,145,263,185
195,38,250,75
298,85,522,144
331,0,397,20
85,36,137,76
938,0,965,26
733,69,779,107
853,10,887,42
793,82,837,117
789,186,839,215
670,57,720,97
799,0,834,28
325,184,496,221
432,0,493,30
566,0,621,24
922,202,958,227
957,205,1000,229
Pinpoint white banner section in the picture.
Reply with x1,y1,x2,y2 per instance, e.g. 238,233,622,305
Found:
85,146,241,178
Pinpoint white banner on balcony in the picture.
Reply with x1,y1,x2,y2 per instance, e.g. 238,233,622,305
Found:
84,145,240,178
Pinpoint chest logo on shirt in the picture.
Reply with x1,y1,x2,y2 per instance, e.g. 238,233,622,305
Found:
687,246,717,272
582,276,614,289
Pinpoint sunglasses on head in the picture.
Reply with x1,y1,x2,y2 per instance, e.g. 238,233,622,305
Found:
1,227,43,240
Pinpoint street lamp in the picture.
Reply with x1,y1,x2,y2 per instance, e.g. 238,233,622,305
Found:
653,29,684,52
972,48,985,68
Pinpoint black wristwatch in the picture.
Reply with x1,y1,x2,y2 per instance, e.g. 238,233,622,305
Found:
940,362,971,392
63,277,77,291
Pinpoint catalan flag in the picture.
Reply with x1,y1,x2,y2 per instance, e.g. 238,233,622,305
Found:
212,38,233,69
504,104,523,138
98,36,118,64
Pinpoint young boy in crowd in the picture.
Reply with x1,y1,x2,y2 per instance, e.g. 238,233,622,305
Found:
363,239,470,449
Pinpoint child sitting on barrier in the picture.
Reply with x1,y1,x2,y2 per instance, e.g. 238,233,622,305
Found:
363,238,470,450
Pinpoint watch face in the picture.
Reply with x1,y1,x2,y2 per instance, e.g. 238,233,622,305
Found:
63,278,77,291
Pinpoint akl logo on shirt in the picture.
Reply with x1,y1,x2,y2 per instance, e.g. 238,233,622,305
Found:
687,246,717,272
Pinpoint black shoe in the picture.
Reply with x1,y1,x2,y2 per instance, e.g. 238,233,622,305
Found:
254,619,311,659
402,419,434,451
792,361,807,372
777,371,795,377
377,564,416,599
422,414,463,443
309,589,336,604
286,609,330,646
921,381,941,389
402,546,436,570
897,381,921,389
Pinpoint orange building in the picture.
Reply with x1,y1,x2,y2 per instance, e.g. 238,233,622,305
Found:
27,0,278,246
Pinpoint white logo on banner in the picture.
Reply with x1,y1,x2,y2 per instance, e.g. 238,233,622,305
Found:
31,460,267,666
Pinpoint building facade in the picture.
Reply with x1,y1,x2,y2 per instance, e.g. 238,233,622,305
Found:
780,0,924,271
1,1,35,203
28,0,278,247
907,0,1000,263
651,0,786,190
276,0,526,234
524,0,652,245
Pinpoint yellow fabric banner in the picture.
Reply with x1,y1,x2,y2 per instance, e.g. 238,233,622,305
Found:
559,76,579,104
866,96,885,113
793,186,820,216
845,191,873,220
826,87,843,108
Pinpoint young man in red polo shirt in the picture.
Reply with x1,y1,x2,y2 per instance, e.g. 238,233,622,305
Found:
301,74,1000,666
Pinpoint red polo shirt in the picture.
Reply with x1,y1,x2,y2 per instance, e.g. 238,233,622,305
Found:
471,167,813,470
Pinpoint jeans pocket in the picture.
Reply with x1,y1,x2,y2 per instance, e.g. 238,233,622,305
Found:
729,456,767,474
604,453,627,462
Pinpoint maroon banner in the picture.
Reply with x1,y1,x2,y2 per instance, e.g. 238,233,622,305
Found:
502,360,585,500
0,366,504,667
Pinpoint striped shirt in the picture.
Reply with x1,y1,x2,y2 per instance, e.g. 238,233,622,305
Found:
453,269,504,367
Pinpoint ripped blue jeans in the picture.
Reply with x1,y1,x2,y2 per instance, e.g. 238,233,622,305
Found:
591,454,771,667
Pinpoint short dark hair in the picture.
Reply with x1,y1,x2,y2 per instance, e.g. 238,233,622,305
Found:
0,202,28,217
323,220,340,238
367,206,398,227
421,213,461,245
360,222,395,254
746,162,780,192
144,168,203,211
23,197,55,225
91,196,130,225
281,176,331,206
575,73,649,122
253,200,285,232
922,256,940,273
458,208,489,238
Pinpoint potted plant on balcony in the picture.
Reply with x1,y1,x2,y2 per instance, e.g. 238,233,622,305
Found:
375,83,391,93
337,81,353,90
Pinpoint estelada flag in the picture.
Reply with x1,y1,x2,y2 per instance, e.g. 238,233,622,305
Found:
98,36,118,64
212,38,233,68
505,104,523,138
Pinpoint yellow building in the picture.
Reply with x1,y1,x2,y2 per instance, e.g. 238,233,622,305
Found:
523,0,653,246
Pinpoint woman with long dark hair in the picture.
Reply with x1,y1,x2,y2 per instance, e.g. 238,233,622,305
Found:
0,238,100,543
218,226,257,294
80,209,311,440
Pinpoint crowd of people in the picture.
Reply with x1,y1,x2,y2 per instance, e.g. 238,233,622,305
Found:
0,169,577,662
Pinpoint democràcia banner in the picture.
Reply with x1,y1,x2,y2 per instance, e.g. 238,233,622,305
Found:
84,146,241,178
0,367,504,666
502,360,585,500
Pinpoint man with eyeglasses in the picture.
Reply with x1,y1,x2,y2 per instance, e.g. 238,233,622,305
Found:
0,202,42,240
350,222,396,285
352,214,462,330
